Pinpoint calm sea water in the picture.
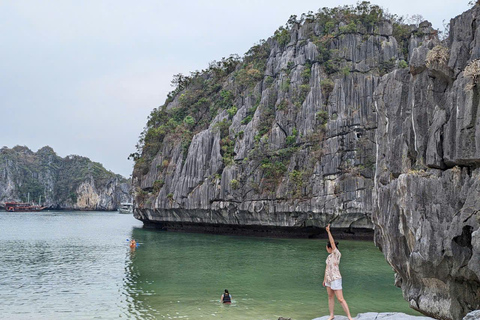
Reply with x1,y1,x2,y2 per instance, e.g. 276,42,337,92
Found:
0,211,420,320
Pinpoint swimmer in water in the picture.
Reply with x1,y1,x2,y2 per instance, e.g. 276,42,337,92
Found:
220,289,231,304
129,239,137,249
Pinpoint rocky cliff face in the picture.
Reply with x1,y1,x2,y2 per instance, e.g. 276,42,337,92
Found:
133,4,404,232
372,6,480,320
132,4,480,319
0,146,131,210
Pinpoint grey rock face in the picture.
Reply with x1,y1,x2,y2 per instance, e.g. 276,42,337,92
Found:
463,310,480,320
372,6,480,320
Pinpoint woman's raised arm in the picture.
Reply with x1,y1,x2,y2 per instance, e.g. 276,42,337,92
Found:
326,224,336,251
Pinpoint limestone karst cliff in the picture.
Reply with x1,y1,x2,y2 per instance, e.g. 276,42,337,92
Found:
0,146,131,210
132,3,480,319
372,6,480,320
132,3,397,232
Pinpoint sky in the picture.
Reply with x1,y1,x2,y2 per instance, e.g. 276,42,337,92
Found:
0,0,472,178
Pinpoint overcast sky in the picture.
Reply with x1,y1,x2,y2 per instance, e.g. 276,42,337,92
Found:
0,0,471,178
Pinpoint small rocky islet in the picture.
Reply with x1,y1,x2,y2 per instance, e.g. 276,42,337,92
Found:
130,2,480,320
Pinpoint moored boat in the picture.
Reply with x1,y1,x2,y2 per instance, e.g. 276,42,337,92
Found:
118,202,133,214
4,202,47,212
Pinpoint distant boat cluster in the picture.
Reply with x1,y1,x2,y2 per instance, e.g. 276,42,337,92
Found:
0,200,133,213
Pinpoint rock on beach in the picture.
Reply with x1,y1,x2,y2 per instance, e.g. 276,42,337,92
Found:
312,312,435,320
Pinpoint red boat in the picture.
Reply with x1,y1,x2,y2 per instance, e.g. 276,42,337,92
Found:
4,202,46,212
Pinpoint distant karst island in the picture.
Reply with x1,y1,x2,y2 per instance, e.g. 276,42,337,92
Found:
0,145,131,210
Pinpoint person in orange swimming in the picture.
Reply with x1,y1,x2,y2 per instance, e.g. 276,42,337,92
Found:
129,239,137,249
220,289,231,304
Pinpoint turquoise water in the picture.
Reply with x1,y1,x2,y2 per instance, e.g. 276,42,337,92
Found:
0,211,419,319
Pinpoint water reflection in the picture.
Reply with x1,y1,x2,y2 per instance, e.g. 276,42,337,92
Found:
123,228,158,319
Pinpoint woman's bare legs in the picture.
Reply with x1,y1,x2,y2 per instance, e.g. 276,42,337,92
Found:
326,286,335,320
334,289,354,320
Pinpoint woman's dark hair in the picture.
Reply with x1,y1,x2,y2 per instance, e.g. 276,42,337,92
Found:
327,241,339,249
224,289,229,294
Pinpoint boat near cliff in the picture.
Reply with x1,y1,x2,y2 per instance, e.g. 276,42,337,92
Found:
4,201,47,212
118,202,133,214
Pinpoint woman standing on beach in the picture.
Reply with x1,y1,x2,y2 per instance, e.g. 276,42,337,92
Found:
323,224,354,320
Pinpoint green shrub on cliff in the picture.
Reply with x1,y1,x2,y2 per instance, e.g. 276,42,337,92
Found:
227,106,238,119
230,179,240,189
339,21,358,34
235,64,263,89
274,27,290,48
69,192,78,203
286,128,298,146
379,58,396,75
214,119,231,138
320,79,335,99
295,84,311,106
183,115,195,126
314,41,331,63
244,39,270,72
392,20,411,59
316,110,329,125
281,78,291,92
220,137,235,166
277,99,288,111
289,170,305,198
398,60,408,69
301,63,312,83
261,159,287,181
241,104,258,125
219,90,234,108
153,179,164,192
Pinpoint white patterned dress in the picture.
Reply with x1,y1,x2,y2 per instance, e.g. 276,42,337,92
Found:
325,248,342,283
